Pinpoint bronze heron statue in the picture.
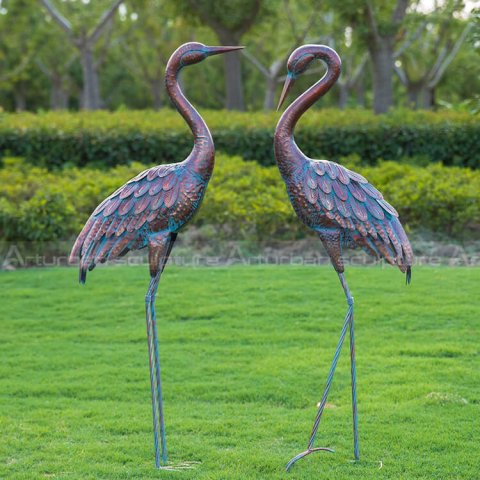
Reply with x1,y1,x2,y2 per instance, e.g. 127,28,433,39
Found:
274,44,413,471
69,42,244,468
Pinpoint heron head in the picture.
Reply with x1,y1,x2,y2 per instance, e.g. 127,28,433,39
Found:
178,42,244,67
277,45,341,110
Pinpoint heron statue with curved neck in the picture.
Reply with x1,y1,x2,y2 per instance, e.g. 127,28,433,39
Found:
69,42,244,468
274,45,413,471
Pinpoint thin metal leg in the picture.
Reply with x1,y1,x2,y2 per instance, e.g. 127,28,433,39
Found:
338,273,359,461
286,272,359,472
150,274,167,465
348,302,359,461
145,276,161,468
286,305,352,471
145,232,177,468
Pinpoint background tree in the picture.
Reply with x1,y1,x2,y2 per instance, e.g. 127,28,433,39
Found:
363,0,409,114
394,2,473,109
242,0,325,110
119,0,193,109
0,0,40,111
176,0,264,110
40,0,123,110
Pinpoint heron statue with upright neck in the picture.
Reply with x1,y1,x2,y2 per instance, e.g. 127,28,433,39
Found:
69,42,244,468
274,45,413,471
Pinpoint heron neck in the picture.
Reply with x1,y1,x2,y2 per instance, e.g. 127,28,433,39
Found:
275,67,339,178
165,62,214,179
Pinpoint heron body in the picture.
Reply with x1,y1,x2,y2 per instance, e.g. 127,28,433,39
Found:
69,42,243,468
274,45,413,470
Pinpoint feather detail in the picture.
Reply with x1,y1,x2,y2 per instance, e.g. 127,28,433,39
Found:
373,222,390,244
149,178,165,196
344,218,355,230
134,181,151,198
103,197,122,217
350,196,368,222
306,173,317,189
163,174,177,191
118,196,136,216
374,239,397,266
131,169,150,182
151,193,164,211
356,221,368,237
126,215,138,233
364,220,378,239
93,197,111,215
361,182,383,200
133,194,152,215
365,197,385,220
336,166,350,185
317,175,332,194
348,169,368,184
105,215,122,237
347,182,367,202
334,212,347,228
115,216,130,237
312,161,326,175
335,195,351,217
318,189,334,210
109,234,134,259
164,183,179,208
332,181,348,201
307,187,318,204
378,198,399,217
147,166,160,181
147,210,158,222
135,210,150,230
119,183,137,199
158,165,173,178
324,162,338,179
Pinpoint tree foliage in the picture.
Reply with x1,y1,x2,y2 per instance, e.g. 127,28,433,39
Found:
0,0,476,112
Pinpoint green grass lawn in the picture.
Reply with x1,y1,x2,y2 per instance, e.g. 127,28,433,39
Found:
1,265,479,479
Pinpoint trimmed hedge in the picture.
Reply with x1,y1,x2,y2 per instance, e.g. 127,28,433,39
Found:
0,109,479,169
1,155,479,243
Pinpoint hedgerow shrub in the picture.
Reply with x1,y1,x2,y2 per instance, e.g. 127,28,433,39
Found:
1,109,478,169
1,155,479,243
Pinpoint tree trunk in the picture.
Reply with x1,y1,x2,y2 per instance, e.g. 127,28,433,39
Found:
80,43,102,110
263,77,277,111
13,83,27,112
218,32,245,111
51,74,69,110
338,83,349,109
407,81,421,108
150,78,163,110
407,81,434,110
355,74,366,107
421,87,435,109
369,41,395,114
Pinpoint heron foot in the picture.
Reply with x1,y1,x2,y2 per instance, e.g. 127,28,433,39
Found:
285,447,335,472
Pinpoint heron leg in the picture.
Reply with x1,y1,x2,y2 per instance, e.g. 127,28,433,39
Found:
285,270,356,472
338,273,359,461
145,275,161,468
146,232,177,468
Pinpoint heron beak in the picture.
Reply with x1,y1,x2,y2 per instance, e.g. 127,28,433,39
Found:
277,74,295,111
207,46,245,56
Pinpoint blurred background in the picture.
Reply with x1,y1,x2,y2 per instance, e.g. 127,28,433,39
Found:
0,0,479,266
0,0,478,112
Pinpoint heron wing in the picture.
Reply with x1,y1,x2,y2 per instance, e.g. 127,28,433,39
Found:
304,159,413,271
70,163,186,282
